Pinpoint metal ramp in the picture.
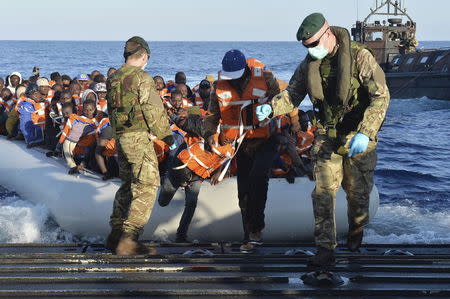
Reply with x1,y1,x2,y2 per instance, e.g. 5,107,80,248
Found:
0,243,449,297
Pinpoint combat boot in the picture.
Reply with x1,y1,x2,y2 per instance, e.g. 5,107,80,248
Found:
105,229,122,251
115,233,158,255
347,226,364,252
307,246,336,267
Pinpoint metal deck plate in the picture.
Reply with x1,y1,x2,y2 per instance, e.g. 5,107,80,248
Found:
0,243,448,298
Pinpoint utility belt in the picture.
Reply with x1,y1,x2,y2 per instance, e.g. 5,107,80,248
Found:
315,122,350,156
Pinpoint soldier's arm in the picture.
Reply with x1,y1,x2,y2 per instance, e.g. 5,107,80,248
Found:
271,60,308,116
263,71,281,99
138,72,174,145
356,49,390,140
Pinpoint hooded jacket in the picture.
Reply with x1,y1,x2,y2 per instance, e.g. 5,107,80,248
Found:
7,72,23,94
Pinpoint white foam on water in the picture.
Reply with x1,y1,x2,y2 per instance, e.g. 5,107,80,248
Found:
365,203,450,244
1,193,449,244
0,196,75,243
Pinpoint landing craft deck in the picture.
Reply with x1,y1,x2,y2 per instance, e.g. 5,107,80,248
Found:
0,243,448,297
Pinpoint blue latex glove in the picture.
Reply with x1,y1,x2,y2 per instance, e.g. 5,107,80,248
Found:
255,104,272,121
348,133,370,157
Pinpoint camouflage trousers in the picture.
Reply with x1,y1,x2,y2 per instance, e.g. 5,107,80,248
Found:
311,131,377,250
109,131,160,236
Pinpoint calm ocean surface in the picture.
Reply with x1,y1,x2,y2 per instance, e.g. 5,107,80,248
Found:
0,41,449,243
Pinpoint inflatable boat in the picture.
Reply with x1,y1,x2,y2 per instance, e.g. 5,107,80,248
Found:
0,137,379,242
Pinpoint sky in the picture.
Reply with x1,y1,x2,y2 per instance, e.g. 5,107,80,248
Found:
1,0,447,41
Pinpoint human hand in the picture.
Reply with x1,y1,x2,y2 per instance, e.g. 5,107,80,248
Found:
348,133,370,157
255,104,272,121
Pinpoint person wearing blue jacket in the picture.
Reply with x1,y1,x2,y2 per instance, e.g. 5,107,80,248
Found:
18,83,44,148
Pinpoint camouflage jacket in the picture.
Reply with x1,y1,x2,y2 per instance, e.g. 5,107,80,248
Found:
107,65,173,145
271,48,390,140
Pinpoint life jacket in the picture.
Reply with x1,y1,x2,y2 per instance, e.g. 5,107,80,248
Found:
273,114,291,134
193,92,204,108
59,114,97,145
162,97,173,111
306,26,372,138
296,125,316,157
159,88,171,100
181,98,193,109
14,96,27,112
272,153,293,176
94,117,118,157
95,116,111,135
30,101,47,128
0,97,16,113
215,64,272,141
176,135,235,179
102,138,117,157
246,58,266,68
97,99,108,113
107,66,157,134
150,135,169,163
44,92,53,104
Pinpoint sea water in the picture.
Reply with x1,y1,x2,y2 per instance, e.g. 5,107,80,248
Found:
0,41,449,244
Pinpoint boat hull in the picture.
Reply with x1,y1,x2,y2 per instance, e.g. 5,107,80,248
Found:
0,137,379,242
387,71,450,100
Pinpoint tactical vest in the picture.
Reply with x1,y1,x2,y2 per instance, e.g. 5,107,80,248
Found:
107,66,149,135
306,26,371,138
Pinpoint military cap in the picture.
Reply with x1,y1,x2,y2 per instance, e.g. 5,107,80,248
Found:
297,13,326,41
124,36,151,59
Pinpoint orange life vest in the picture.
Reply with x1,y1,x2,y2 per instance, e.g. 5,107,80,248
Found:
14,96,27,112
150,135,169,163
272,153,293,176
246,58,266,68
216,64,272,141
102,138,117,157
296,126,316,157
274,114,291,134
0,97,16,112
59,114,97,145
30,101,47,128
177,135,235,179
159,88,171,99
193,93,204,108
97,99,108,113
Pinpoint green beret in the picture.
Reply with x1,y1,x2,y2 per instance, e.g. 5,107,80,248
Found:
296,13,326,41
126,36,151,55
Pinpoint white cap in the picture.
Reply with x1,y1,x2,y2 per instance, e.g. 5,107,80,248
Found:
36,78,50,87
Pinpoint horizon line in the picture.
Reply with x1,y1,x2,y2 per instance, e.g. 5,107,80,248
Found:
0,39,448,42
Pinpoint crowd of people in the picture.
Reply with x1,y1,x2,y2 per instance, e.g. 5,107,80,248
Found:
0,64,316,244
0,68,118,179
1,11,390,271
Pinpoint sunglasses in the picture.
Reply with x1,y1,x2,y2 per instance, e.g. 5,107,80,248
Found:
302,27,330,48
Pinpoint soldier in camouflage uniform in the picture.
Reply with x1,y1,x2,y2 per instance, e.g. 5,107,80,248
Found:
105,36,174,255
256,13,390,266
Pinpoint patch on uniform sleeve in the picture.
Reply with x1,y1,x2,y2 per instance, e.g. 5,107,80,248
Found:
217,91,232,100
252,88,266,98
